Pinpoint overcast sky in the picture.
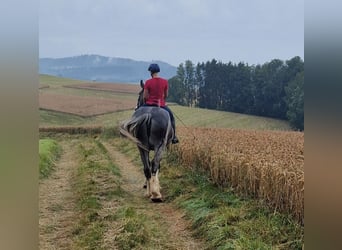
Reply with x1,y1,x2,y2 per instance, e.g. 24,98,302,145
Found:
39,0,304,66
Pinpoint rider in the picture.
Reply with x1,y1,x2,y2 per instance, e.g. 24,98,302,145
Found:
143,63,179,144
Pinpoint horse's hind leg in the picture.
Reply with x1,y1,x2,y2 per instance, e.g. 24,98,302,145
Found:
149,143,164,202
150,172,162,202
138,147,151,197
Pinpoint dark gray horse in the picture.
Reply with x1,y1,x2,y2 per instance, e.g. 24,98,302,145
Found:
120,80,174,202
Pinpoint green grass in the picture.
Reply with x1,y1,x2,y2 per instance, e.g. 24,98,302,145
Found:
113,206,151,250
39,110,89,126
170,105,291,130
95,140,121,176
39,139,62,178
39,109,134,128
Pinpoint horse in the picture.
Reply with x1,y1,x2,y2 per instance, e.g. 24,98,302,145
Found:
120,80,174,202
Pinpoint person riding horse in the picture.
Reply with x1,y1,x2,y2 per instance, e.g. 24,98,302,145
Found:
120,63,180,201
139,63,179,144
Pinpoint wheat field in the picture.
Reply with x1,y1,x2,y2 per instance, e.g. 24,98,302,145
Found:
172,127,304,224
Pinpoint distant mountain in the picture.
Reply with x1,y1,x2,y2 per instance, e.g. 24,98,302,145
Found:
39,55,177,83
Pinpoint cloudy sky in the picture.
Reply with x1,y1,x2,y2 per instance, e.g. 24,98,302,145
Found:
39,0,304,66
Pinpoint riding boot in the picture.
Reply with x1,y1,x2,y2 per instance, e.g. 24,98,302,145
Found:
171,119,179,144
162,106,179,144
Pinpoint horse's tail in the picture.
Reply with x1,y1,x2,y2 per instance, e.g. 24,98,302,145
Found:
124,113,151,136
120,113,151,151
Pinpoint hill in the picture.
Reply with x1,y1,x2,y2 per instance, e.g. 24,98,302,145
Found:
39,55,177,83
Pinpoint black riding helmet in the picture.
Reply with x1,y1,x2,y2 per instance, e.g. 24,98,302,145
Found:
148,63,160,73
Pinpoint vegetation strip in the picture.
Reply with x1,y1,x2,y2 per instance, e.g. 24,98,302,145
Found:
71,139,122,249
39,125,103,134
39,139,62,178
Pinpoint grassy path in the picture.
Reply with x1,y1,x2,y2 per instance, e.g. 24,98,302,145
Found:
39,136,204,249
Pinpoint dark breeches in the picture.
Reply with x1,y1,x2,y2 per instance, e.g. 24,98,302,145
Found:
161,106,176,130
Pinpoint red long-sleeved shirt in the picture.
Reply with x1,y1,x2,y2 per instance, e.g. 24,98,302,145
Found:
144,77,168,107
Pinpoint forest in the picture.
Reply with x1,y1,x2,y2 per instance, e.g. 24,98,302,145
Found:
168,56,304,130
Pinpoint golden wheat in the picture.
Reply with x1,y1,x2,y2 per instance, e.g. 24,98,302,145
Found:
172,127,304,224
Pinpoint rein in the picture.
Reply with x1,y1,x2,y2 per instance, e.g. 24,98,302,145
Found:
172,110,187,127
172,109,198,140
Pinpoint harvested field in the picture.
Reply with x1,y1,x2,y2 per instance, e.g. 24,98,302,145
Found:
173,127,304,224
39,92,135,117
64,82,140,94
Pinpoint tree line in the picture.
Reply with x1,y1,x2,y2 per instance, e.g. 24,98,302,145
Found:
167,56,304,130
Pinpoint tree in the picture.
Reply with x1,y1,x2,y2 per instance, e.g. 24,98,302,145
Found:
226,62,253,114
171,61,196,106
195,62,205,107
252,59,287,118
199,59,220,109
174,57,304,129
184,60,196,107
168,76,186,105
285,71,304,130
284,56,304,83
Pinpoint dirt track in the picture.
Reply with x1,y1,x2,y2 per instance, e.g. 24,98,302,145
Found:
39,137,203,249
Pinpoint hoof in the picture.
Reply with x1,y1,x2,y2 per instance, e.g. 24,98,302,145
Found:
151,197,163,203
